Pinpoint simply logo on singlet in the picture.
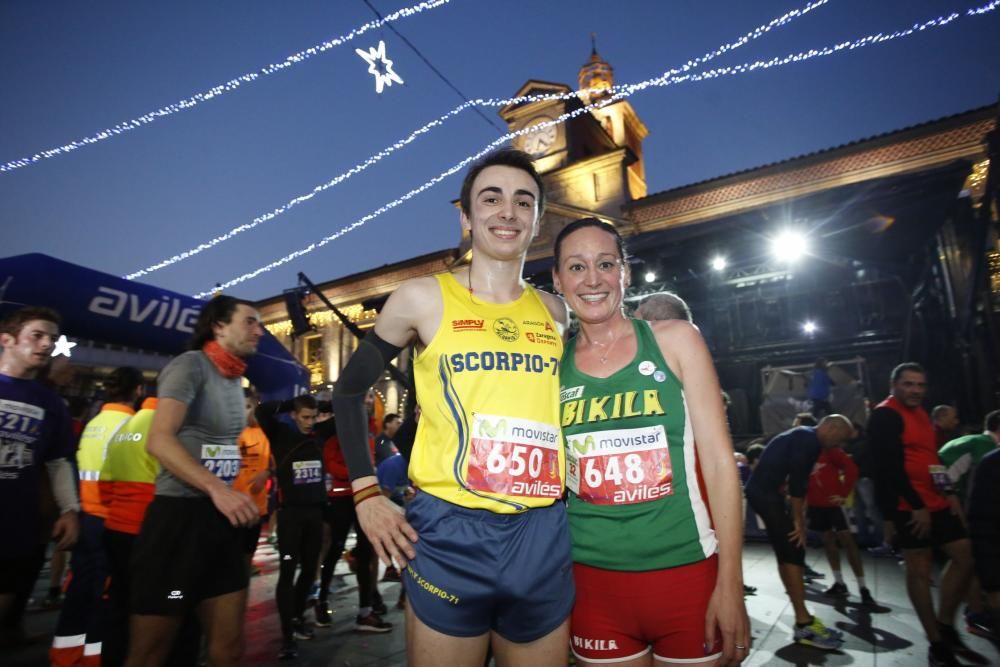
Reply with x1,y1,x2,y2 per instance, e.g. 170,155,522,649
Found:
451,319,484,332
492,317,519,342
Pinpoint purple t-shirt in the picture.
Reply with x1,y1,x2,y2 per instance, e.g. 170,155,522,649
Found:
0,373,74,557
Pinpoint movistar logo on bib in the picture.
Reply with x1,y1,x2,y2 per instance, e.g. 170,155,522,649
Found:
568,425,666,456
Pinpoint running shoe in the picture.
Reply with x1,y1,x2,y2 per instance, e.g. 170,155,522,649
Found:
823,582,849,597
803,564,825,579
859,587,877,607
382,565,401,582
964,610,997,641
928,642,963,667
292,618,315,641
278,638,298,661
355,612,393,633
372,600,388,616
937,622,989,665
314,602,332,628
793,616,844,651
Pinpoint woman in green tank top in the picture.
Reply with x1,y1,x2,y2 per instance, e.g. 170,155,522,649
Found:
552,219,750,666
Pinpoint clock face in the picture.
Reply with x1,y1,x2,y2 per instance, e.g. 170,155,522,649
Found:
520,116,557,156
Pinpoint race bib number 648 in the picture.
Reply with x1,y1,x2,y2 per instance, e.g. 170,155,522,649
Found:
466,414,562,499
566,424,673,505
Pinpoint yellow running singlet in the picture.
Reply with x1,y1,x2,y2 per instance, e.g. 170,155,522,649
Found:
410,273,565,513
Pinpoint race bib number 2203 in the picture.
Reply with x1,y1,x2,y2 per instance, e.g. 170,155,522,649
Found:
201,444,241,485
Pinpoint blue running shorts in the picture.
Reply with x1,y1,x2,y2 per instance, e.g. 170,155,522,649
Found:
402,491,574,642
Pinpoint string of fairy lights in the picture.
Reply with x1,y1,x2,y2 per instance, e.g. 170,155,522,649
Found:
193,0,1000,297
124,0,833,281
0,0,454,174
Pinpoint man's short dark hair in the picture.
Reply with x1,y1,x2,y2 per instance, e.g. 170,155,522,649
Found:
1,306,61,338
890,362,926,384
104,366,144,404
291,394,317,413
383,413,401,428
746,443,766,465
189,295,256,350
459,148,545,217
794,412,818,427
985,409,1000,433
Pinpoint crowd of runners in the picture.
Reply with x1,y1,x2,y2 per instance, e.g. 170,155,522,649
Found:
1,149,998,667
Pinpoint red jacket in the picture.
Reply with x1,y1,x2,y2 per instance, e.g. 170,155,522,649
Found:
807,447,858,508
877,396,949,511
323,417,377,497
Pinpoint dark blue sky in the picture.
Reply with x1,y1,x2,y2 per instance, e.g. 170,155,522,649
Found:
2,0,998,300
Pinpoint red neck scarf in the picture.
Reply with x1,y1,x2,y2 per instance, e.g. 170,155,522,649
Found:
203,340,247,379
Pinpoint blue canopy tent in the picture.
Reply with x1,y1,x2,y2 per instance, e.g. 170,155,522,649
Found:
0,253,308,400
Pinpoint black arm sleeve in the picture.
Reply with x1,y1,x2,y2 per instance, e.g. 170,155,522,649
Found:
868,407,924,514
255,401,291,444
393,415,418,462
330,332,403,481
313,415,338,440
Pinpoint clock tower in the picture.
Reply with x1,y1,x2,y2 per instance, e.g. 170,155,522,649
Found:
496,42,649,262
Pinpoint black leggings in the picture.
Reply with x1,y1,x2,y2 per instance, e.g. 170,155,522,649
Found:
320,496,382,609
276,506,323,639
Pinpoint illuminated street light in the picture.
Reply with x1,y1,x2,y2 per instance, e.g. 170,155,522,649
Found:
645,271,656,283
710,256,727,272
771,230,809,263
802,320,818,335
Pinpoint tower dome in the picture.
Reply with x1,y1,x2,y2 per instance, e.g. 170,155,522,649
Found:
578,34,613,105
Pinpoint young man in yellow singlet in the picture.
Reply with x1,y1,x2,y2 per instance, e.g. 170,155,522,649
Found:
331,149,571,667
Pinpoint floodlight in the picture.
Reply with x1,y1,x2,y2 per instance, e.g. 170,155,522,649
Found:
771,230,809,263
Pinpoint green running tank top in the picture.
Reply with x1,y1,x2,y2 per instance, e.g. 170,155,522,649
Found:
559,318,717,570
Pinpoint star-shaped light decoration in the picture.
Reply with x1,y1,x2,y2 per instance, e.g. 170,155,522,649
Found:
51,335,76,358
355,40,404,94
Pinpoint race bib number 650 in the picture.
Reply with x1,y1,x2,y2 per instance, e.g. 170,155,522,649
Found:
566,425,672,505
201,444,241,485
466,414,562,499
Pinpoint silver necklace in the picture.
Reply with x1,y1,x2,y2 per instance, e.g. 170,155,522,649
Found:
589,325,625,364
